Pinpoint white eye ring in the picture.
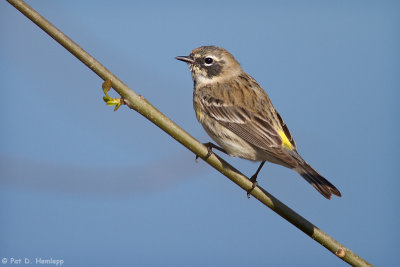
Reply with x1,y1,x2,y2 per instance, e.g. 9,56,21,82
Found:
204,57,214,66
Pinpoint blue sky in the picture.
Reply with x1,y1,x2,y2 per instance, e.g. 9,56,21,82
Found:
1,1,399,266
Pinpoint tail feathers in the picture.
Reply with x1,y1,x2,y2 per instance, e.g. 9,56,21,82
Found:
296,162,341,199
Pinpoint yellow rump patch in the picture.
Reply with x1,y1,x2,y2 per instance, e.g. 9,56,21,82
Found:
278,130,294,150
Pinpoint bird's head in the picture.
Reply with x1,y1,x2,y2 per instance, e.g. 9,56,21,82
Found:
176,46,243,86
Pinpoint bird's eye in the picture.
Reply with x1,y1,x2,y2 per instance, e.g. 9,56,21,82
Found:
204,57,213,65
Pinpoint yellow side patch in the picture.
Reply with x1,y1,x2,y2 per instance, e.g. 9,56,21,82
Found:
278,130,294,150
195,109,204,121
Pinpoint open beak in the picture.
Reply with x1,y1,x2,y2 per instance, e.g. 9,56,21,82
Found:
175,56,194,64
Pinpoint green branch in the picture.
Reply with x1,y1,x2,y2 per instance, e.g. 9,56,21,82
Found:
7,0,371,266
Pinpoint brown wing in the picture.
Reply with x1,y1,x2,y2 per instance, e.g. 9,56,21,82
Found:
200,96,298,167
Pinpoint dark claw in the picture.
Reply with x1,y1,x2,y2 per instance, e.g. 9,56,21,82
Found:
246,161,265,198
195,152,209,162
246,176,258,199
195,142,225,162
205,146,213,158
195,146,212,162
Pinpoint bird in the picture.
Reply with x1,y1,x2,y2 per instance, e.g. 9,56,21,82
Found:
176,46,341,199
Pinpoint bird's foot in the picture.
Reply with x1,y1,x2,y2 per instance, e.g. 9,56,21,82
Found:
195,142,226,162
246,175,258,199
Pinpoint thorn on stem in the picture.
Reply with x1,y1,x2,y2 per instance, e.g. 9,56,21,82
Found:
335,248,346,258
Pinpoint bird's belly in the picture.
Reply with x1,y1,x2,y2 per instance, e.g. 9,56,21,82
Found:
200,119,261,161
199,117,293,168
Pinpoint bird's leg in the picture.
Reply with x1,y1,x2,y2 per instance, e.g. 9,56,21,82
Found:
247,161,266,198
196,142,227,162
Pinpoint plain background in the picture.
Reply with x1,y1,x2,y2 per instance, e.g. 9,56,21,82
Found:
1,1,398,266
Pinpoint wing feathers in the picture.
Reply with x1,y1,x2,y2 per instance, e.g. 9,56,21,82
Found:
200,96,297,167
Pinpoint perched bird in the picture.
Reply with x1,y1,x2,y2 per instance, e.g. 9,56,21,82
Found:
176,46,341,199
